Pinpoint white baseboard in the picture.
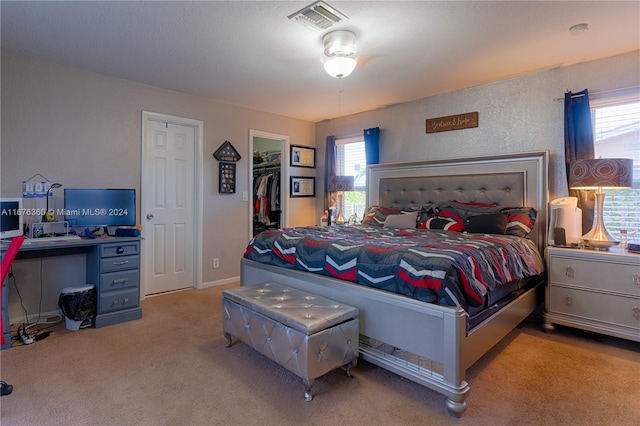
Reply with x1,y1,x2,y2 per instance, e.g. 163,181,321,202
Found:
9,309,64,327
199,276,239,289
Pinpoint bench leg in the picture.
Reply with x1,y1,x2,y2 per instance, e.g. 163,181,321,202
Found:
345,358,357,377
224,332,233,347
303,378,314,402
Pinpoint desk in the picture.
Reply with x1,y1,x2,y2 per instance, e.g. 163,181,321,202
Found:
2,237,142,349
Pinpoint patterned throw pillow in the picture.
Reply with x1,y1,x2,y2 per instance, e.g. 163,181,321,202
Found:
432,201,537,237
419,217,467,232
363,206,424,227
362,206,401,227
417,203,437,225
500,207,537,237
435,201,500,226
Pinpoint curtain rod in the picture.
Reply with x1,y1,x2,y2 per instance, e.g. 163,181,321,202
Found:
554,85,640,101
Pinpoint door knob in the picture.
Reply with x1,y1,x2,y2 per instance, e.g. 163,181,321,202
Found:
146,213,154,220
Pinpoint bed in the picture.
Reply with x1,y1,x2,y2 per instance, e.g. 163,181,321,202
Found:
240,151,548,417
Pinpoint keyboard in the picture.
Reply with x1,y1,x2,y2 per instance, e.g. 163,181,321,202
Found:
25,235,82,243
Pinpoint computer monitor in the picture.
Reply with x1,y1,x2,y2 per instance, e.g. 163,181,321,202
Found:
64,189,136,228
0,197,24,240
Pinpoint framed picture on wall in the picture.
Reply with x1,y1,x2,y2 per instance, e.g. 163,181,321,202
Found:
290,145,315,168
290,176,315,198
219,162,236,194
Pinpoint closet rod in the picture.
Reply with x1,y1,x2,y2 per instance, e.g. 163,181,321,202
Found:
553,85,639,101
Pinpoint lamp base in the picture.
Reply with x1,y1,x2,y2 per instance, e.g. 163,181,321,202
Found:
581,191,618,251
335,192,345,225
583,238,618,251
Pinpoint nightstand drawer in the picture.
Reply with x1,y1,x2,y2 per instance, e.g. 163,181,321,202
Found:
549,285,640,330
549,256,639,294
100,270,139,291
100,255,139,273
99,288,139,314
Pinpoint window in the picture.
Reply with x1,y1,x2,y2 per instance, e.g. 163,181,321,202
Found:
591,98,640,239
336,137,367,221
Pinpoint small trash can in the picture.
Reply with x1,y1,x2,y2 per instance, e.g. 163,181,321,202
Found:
58,285,97,331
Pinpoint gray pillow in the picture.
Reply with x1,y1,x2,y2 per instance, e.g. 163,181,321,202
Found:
383,211,418,229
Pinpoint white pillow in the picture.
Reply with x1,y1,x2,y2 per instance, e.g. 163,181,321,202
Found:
383,211,418,229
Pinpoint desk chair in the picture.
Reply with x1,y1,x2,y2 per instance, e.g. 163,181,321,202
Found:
1,235,25,396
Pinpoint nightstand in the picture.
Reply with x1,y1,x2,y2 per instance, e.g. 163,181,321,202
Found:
544,246,640,342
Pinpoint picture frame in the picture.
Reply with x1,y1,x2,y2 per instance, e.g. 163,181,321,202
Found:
290,176,315,198
290,145,315,168
219,162,236,194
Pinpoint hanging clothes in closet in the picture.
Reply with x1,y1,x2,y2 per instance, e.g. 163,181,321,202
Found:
253,166,281,235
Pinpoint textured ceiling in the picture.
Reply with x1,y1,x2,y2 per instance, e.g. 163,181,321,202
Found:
2,1,639,122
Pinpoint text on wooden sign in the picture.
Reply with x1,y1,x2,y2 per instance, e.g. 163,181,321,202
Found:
426,112,479,133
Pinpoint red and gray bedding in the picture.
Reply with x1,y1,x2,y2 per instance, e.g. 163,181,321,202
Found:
244,225,544,312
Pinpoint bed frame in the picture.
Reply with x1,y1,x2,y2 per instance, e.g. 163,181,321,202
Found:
240,151,548,417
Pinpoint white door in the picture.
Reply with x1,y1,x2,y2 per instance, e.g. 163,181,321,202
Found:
142,117,197,295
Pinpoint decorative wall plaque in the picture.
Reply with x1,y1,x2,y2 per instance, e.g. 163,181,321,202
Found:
426,112,479,133
213,140,241,162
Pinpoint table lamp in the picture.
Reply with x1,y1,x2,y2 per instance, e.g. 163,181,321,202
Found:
327,175,354,225
569,158,633,250
43,183,62,222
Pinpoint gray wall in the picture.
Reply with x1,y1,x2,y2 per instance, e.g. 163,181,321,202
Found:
1,52,315,319
314,50,640,220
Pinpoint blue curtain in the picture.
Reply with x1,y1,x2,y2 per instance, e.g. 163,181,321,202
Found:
363,127,380,165
564,89,595,234
324,135,336,211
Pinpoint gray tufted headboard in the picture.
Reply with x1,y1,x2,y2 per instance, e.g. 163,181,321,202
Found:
366,151,549,254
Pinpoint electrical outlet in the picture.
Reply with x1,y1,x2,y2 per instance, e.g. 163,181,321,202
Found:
213,258,220,269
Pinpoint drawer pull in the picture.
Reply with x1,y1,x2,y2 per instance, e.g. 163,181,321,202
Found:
633,307,640,321
565,295,573,306
112,300,119,306
113,278,129,285
124,298,129,303
633,274,640,287
112,260,129,266
116,246,124,254
565,266,574,278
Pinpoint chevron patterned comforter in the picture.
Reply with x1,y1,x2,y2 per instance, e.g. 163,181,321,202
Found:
244,225,544,312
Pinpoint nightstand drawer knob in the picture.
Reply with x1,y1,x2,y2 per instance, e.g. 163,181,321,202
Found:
633,307,640,321
565,295,573,306
565,266,574,278
633,274,639,287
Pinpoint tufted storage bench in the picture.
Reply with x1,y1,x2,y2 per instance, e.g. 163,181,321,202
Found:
222,282,359,401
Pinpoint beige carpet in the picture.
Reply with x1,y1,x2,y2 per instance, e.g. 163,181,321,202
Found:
1,283,638,426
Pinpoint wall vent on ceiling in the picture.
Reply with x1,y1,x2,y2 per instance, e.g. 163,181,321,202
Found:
287,1,348,32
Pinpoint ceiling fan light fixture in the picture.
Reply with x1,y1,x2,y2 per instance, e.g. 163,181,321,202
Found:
322,30,357,78
323,56,357,79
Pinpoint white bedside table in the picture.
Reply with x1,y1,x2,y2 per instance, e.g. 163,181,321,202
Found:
544,246,640,342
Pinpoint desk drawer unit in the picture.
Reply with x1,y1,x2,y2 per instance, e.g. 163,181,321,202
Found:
88,239,142,328
545,247,640,342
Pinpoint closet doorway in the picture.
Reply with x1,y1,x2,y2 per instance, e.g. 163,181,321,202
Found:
248,129,289,239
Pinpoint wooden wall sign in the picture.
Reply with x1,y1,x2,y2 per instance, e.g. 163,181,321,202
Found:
426,112,479,133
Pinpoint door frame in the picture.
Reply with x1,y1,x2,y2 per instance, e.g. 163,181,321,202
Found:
141,111,204,297
248,129,289,239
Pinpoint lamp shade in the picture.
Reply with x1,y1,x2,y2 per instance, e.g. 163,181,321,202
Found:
569,158,633,189
323,56,357,79
326,175,354,192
